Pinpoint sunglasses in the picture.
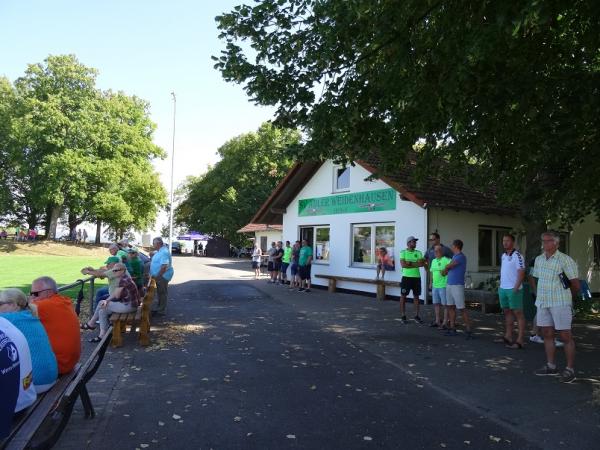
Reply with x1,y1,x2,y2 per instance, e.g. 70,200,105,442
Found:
111,268,125,272
29,288,50,297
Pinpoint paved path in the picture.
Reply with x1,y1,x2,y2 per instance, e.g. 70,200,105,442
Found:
57,257,600,450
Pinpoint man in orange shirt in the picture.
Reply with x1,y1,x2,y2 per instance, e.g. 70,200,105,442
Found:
29,276,81,374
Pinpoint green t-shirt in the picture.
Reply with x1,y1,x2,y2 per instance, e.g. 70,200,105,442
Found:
400,249,424,278
430,256,451,288
299,246,313,266
282,247,292,263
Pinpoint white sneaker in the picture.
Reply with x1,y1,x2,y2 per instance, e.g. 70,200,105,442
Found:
529,335,544,344
555,339,564,348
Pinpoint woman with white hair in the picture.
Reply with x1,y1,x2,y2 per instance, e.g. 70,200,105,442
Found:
0,288,58,393
81,263,140,343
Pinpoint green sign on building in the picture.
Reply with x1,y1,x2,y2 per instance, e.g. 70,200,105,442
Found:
298,188,397,217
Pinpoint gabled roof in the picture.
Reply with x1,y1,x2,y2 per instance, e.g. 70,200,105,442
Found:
251,158,513,224
237,223,283,234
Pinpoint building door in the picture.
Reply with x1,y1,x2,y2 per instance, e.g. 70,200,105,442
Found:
300,227,314,247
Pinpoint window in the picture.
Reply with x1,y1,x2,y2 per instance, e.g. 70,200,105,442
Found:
478,226,511,268
260,236,267,253
334,166,350,192
352,223,395,269
315,227,330,261
300,225,330,263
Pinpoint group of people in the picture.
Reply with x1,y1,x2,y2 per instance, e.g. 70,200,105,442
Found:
251,240,314,291
70,228,89,244
0,276,81,438
0,228,38,241
0,236,176,439
391,231,579,383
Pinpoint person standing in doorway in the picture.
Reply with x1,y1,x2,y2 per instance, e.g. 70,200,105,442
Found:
442,239,473,339
298,240,313,292
82,229,88,244
150,237,174,317
499,234,526,349
399,236,425,324
530,231,579,383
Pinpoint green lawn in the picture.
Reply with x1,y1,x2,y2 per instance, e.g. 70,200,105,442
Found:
0,255,107,308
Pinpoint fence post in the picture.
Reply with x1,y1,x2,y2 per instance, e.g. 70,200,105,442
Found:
89,277,95,316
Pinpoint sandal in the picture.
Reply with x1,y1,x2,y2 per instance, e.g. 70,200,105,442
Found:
89,336,102,343
80,322,97,331
506,342,524,349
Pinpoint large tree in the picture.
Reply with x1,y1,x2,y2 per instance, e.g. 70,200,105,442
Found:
176,123,299,245
215,1,600,258
0,55,166,238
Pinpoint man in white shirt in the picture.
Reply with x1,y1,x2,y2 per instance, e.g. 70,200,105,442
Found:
498,234,526,349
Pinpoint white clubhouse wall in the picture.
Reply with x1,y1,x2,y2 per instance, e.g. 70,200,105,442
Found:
282,161,427,297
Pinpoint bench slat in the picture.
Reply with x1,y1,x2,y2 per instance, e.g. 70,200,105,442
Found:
315,274,401,287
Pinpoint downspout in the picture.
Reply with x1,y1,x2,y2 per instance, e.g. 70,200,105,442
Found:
423,202,429,305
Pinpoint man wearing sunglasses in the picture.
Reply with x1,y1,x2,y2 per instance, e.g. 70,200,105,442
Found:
29,276,80,374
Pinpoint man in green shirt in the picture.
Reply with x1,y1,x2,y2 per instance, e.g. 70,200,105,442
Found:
298,239,313,293
280,241,292,285
429,245,451,328
399,236,425,324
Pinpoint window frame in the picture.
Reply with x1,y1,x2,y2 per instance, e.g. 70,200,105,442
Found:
477,225,512,270
333,165,350,193
350,222,396,268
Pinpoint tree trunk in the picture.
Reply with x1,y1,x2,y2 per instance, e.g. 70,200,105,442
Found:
45,204,61,240
95,220,102,244
521,186,547,265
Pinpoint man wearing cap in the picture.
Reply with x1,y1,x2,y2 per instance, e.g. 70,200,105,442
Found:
125,248,144,290
399,236,425,324
82,256,122,308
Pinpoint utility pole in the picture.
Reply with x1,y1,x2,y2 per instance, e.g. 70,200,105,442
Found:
168,92,176,254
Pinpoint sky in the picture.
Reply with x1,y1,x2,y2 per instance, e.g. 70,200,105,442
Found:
0,0,275,205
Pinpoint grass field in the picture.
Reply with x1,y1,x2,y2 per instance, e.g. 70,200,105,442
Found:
0,242,109,316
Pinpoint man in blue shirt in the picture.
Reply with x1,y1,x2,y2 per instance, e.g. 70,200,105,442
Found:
150,237,174,316
442,239,472,339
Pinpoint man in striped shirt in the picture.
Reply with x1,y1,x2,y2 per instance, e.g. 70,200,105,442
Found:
530,231,580,383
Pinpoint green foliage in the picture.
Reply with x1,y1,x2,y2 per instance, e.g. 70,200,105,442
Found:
176,123,299,245
215,1,600,257
0,55,167,234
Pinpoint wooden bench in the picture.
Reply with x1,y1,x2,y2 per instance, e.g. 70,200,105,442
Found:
109,279,156,348
1,329,112,450
315,274,401,300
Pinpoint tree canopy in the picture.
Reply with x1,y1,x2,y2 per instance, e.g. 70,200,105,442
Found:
176,123,299,245
0,55,167,238
215,1,600,255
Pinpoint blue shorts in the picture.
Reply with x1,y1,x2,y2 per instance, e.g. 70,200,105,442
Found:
432,287,447,305
290,263,298,276
281,262,289,275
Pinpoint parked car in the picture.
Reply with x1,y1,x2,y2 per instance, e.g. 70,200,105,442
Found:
171,242,182,254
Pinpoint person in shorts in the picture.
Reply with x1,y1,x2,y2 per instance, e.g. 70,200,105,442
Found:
376,247,394,280
442,239,472,339
530,231,579,383
298,239,313,292
273,241,284,284
289,241,301,290
267,242,277,283
280,241,292,285
399,236,425,323
429,245,451,328
498,234,526,349
251,244,262,280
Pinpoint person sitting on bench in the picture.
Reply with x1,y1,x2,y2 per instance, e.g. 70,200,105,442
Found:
29,276,81,374
81,263,139,343
0,289,58,393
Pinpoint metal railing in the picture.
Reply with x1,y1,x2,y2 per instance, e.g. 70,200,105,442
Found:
57,276,97,316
